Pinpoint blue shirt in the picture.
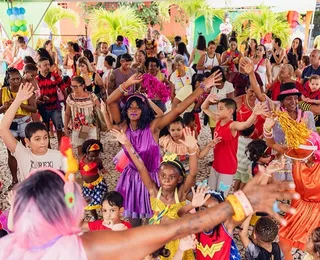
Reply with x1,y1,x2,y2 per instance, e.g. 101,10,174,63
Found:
111,44,128,57
302,65,320,84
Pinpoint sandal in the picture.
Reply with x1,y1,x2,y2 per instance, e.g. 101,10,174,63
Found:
8,181,18,191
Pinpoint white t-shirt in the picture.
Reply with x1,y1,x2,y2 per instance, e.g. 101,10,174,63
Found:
209,81,234,112
17,46,36,60
13,142,64,179
170,67,195,93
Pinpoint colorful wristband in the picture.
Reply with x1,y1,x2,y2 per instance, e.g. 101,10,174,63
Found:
226,195,246,222
234,190,254,217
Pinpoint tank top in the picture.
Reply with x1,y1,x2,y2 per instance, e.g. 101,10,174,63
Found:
212,120,239,174
194,49,202,64
196,225,233,260
254,59,267,90
111,44,127,57
1,87,31,116
199,53,219,74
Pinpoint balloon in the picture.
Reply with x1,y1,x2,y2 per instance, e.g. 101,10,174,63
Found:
11,25,19,32
9,21,15,26
6,8,12,16
20,25,27,32
19,7,26,15
12,7,20,15
10,15,17,21
18,14,25,20
21,20,27,25
15,20,22,27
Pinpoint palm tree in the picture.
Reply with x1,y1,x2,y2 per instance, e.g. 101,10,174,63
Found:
158,0,224,49
233,6,291,47
88,6,147,46
43,6,80,35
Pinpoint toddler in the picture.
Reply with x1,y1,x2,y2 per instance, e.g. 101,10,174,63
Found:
304,227,320,260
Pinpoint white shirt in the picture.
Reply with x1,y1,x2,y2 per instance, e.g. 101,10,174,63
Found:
17,46,36,60
96,53,117,71
13,142,65,180
170,67,195,93
209,81,234,112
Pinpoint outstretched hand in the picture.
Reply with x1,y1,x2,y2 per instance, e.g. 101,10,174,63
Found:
202,70,222,89
243,173,299,225
264,116,277,131
259,156,286,177
240,57,254,74
124,73,143,89
16,83,34,103
178,127,197,150
253,102,270,117
191,185,211,208
110,129,130,146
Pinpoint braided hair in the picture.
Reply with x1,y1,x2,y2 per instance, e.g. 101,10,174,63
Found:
3,68,20,87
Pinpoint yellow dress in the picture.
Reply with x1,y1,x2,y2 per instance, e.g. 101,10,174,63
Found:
150,188,195,260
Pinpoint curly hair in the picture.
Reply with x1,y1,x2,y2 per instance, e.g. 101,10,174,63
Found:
246,139,268,162
254,217,279,243
311,227,320,256
151,245,170,258
81,139,104,155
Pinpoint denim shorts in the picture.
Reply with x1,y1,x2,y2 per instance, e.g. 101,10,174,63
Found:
40,109,64,131
10,116,32,138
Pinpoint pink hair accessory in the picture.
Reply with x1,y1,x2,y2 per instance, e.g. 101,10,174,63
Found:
234,190,254,216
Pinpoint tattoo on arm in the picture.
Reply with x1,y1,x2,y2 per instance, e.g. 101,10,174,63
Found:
130,147,142,161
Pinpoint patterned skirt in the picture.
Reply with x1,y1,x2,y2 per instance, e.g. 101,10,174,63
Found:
82,175,108,210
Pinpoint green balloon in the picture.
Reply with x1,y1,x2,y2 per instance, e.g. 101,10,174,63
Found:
15,20,22,27
21,20,27,25
20,25,27,32
11,25,19,32
10,21,15,26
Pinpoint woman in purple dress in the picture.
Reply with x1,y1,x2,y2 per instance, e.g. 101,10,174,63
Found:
107,72,221,226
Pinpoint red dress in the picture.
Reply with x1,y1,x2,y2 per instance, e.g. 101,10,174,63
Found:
279,161,320,250
237,96,265,139
212,120,239,174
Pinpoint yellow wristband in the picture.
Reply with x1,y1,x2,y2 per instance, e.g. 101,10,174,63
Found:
226,195,246,222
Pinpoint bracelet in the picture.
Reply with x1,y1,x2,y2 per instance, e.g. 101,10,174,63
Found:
263,133,273,139
119,84,128,94
234,190,254,217
199,82,210,93
226,195,246,222
188,150,197,156
263,127,273,134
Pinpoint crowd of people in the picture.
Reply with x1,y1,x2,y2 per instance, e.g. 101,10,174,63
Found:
0,29,320,260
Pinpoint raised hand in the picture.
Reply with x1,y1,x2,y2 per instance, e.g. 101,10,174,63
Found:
208,136,222,148
178,127,197,150
264,116,277,131
259,156,286,177
191,185,211,208
207,93,219,104
178,234,198,251
240,57,254,74
110,129,130,146
253,102,269,117
111,223,128,231
202,70,223,89
16,83,34,103
243,173,299,225
124,73,143,89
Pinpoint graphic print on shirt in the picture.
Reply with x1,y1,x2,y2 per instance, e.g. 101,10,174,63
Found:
197,241,224,258
30,160,54,170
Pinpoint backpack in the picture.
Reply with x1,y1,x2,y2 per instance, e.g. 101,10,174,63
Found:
256,242,282,260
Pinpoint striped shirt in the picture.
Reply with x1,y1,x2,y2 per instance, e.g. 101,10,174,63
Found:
36,72,65,111
236,136,252,175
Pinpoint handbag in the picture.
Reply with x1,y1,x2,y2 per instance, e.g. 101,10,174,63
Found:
90,94,108,132
78,125,90,139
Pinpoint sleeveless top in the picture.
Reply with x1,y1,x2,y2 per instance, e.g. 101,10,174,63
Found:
196,225,233,260
212,120,239,174
270,52,283,65
198,53,219,74
85,73,101,96
79,159,101,177
194,49,202,64
237,96,265,139
2,87,31,116
254,59,267,90
111,44,127,57
150,188,194,260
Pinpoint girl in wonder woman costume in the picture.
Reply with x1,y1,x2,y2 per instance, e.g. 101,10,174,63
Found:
80,139,108,220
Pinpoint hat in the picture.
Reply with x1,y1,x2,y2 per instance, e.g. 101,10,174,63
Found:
277,82,302,101
284,139,317,161
120,53,133,62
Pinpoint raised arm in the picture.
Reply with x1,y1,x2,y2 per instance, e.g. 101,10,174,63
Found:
201,93,219,120
81,175,298,260
188,48,195,67
110,129,158,197
239,216,251,248
240,58,266,102
152,71,222,132
0,83,34,153
107,74,143,124
263,117,287,154
231,103,269,132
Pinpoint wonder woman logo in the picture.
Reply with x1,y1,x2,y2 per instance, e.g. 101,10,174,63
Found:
197,241,224,258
